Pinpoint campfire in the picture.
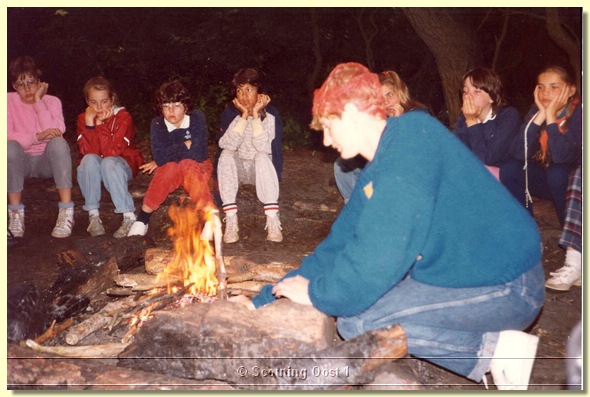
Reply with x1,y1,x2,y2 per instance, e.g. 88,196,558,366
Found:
10,200,412,390
158,201,220,297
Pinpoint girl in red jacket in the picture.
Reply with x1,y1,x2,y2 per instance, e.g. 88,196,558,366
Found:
76,76,144,238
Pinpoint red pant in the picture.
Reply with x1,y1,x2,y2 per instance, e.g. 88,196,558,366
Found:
144,159,213,211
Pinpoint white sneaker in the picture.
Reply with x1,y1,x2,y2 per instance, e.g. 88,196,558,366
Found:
87,214,106,237
490,330,539,390
8,208,25,238
114,217,135,239
265,214,283,242
52,207,75,238
127,221,148,237
223,214,239,244
545,264,582,291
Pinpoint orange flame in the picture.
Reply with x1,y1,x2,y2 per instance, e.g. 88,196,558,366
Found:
157,200,218,296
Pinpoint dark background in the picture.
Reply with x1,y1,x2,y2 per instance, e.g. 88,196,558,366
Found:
7,7,582,150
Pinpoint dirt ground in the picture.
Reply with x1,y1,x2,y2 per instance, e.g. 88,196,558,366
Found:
6,143,582,390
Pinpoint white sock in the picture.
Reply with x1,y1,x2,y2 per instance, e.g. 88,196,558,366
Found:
123,212,136,221
89,209,99,217
565,249,582,269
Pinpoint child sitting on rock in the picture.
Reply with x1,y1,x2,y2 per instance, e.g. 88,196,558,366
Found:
128,80,216,237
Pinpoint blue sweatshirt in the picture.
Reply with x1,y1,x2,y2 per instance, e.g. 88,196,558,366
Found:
454,106,521,166
150,109,209,166
509,102,582,164
252,112,541,317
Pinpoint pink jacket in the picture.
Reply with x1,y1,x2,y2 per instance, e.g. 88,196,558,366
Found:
7,92,66,155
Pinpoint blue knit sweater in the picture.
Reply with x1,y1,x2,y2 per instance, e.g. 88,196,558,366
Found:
150,109,209,166
252,112,541,317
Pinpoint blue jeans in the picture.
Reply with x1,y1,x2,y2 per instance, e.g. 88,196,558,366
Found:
77,154,135,213
337,262,545,383
333,157,365,202
500,159,575,226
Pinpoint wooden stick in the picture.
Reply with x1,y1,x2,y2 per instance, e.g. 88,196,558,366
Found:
33,317,74,345
26,339,131,358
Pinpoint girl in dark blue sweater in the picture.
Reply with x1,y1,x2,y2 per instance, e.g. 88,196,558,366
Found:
500,65,581,226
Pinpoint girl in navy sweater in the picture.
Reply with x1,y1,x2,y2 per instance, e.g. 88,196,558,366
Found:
454,67,521,180
500,65,581,226
128,80,215,237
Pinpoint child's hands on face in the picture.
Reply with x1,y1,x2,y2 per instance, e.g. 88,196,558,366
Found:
390,103,405,117
461,93,482,121
545,84,572,119
95,107,114,124
233,97,249,118
34,82,49,103
84,106,98,125
252,94,270,117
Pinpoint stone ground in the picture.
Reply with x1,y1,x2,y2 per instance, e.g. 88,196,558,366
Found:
6,144,582,390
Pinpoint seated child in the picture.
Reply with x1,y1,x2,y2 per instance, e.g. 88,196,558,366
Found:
127,80,215,237
216,68,283,243
8,55,75,239
454,67,521,180
76,76,144,238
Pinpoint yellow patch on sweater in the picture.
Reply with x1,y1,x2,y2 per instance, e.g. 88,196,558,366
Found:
363,181,373,199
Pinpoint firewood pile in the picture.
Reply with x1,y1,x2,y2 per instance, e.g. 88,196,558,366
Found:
7,247,418,390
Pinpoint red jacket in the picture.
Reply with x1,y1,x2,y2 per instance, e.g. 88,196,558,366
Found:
76,108,144,177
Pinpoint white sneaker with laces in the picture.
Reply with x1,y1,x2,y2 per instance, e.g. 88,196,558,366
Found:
265,214,283,242
8,208,25,238
489,330,539,390
87,214,106,237
114,217,136,239
223,214,239,244
127,221,149,237
52,207,75,238
545,264,582,291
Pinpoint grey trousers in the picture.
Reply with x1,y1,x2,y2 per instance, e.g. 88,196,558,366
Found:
218,149,279,207
8,138,73,193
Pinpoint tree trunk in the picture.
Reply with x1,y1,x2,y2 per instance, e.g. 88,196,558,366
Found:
402,8,483,127
545,8,581,90
307,8,323,95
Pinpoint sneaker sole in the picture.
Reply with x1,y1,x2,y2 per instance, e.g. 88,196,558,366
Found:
545,279,582,291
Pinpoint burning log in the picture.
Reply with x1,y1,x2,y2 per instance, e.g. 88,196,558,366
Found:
65,295,139,345
113,273,170,291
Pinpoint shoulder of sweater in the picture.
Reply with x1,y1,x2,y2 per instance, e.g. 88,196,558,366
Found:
189,109,205,118
496,106,520,118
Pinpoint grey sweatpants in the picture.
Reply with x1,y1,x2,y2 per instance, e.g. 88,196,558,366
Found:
218,149,279,207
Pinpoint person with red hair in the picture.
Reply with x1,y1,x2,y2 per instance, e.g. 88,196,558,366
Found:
234,62,545,390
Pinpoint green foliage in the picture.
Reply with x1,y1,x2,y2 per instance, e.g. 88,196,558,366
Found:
281,115,312,151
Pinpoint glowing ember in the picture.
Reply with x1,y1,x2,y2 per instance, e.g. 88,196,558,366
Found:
157,200,219,296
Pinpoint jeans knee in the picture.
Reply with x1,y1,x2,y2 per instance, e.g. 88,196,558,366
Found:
336,316,364,340
78,154,101,172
